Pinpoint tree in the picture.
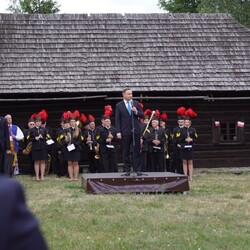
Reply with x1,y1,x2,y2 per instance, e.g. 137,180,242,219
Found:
198,0,250,29
158,0,250,28
8,0,60,14
158,0,201,13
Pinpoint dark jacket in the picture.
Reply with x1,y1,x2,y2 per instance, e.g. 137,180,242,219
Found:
115,100,144,136
0,116,10,152
0,176,48,250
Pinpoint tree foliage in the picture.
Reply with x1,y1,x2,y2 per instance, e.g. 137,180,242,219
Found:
158,0,201,13
158,0,250,28
8,0,60,14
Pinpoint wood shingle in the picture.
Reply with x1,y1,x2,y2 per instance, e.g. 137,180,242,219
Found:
0,13,250,94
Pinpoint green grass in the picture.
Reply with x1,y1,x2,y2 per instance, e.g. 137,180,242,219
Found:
16,172,250,250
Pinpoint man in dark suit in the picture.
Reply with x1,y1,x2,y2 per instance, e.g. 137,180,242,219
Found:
0,176,48,250
115,88,144,176
0,116,11,174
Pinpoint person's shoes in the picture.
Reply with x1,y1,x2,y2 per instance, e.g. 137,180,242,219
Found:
137,171,142,176
124,172,130,176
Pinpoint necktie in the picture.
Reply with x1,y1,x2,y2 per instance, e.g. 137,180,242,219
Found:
127,101,131,115
8,125,12,136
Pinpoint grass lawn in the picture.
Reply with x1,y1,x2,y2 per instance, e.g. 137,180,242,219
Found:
16,171,250,250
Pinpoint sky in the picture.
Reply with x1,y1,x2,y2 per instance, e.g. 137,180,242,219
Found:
0,0,166,14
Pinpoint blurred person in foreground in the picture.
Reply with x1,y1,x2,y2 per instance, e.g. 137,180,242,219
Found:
0,176,48,250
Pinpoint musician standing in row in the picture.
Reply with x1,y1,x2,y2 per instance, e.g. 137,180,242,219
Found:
22,118,35,175
97,116,118,173
115,88,144,176
179,117,198,181
56,118,69,178
84,117,98,173
5,114,24,175
64,115,83,181
29,116,51,181
147,116,166,172
171,116,185,174
140,113,151,172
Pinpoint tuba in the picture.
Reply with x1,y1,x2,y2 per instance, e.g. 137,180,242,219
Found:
23,142,32,155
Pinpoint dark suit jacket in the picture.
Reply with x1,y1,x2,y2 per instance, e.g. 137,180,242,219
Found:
115,100,144,136
0,176,48,250
0,116,11,152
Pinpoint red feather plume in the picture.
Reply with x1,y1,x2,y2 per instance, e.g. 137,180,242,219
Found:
185,108,198,118
177,106,186,116
72,110,80,119
104,105,113,117
139,102,144,110
88,114,95,122
36,109,48,122
80,113,87,123
154,109,160,118
160,112,168,121
144,109,152,117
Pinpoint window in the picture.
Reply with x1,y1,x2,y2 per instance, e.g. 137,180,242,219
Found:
220,122,236,141
212,118,245,144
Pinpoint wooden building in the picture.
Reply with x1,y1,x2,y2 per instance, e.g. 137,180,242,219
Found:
0,13,250,170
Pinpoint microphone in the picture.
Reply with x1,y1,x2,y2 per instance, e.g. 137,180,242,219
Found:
130,100,133,107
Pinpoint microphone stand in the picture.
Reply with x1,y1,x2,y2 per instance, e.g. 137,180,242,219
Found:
131,101,147,177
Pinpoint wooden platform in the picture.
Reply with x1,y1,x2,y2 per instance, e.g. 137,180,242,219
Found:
81,172,189,194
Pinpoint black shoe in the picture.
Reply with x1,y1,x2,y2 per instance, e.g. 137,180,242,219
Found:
124,172,130,176
137,171,142,176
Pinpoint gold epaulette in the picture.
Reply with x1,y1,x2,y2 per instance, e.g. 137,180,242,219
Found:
146,128,150,133
176,132,181,137
165,134,168,139
195,133,198,138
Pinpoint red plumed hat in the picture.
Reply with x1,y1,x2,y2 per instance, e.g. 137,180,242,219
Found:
160,112,168,122
104,105,113,118
154,109,160,118
144,109,152,119
72,110,80,120
32,109,48,122
139,102,144,110
88,114,95,122
62,111,72,122
177,106,186,116
185,108,198,118
80,113,87,123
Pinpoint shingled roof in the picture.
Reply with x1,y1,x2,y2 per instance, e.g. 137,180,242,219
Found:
0,13,250,94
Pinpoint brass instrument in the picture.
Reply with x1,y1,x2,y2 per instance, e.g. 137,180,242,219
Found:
94,144,100,159
87,131,93,150
65,131,72,145
44,154,51,176
164,142,170,159
23,142,32,155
